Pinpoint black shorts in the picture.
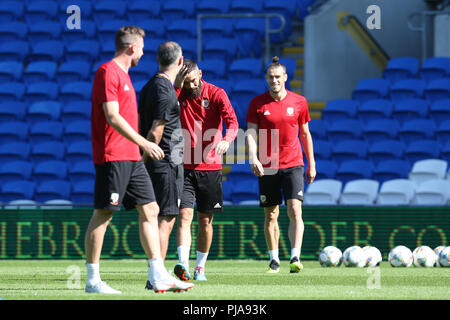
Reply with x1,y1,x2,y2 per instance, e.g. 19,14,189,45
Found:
145,160,183,216
258,166,304,207
180,169,223,213
94,160,156,211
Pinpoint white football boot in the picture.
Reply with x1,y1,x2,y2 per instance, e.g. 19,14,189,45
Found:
85,281,122,294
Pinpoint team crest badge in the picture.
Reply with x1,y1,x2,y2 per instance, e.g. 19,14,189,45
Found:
287,107,294,115
260,195,267,203
110,193,119,206
202,99,209,108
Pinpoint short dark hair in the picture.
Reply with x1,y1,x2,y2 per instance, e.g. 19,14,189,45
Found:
115,26,145,52
266,56,287,74
183,59,198,73
157,41,182,68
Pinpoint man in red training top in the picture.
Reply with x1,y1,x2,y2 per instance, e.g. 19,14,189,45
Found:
246,56,316,274
173,59,238,281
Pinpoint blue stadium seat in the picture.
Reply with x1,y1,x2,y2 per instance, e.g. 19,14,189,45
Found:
222,179,233,202
373,159,411,183
56,61,91,86
35,180,72,203
0,61,23,82
177,38,198,61
0,22,27,42
161,1,195,23
321,99,357,124
363,119,400,144
308,119,327,140
198,59,227,80
203,38,238,64
398,119,436,144
231,179,259,204
441,141,450,164
228,59,263,82
61,100,91,125
23,61,57,84
436,120,450,145
429,98,450,125
98,40,116,62
166,19,197,41
142,37,165,62
0,1,25,22
61,19,96,45
331,140,368,165
263,0,297,41
197,0,231,14
231,79,268,126
28,21,62,43
315,160,338,179
60,81,92,102
27,40,64,62
66,40,100,62
297,0,315,19
230,0,263,13
129,59,158,83
93,1,127,26
71,179,94,204
424,78,450,103
210,79,232,95
313,139,332,160
27,101,61,124
127,1,161,22
0,161,32,184
0,142,30,162
59,1,93,20
234,18,265,58
352,78,390,104
0,180,36,203
30,141,65,164
29,121,63,144
327,119,364,144
0,121,28,143
389,79,426,103
69,160,95,184
357,99,393,124
63,121,91,144
391,98,429,125
335,160,374,184
367,139,406,165
383,57,420,84
0,82,25,102
201,18,234,44
420,57,450,83
33,160,68,183
0,41,29,61
226,162,255,185
404,140,441,165
0,101,26,122
136,19,165,38
66,141,93,164
24,82,58,104
24,1,58,24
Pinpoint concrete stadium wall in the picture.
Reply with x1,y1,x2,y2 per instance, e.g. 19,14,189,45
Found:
304,0,429,101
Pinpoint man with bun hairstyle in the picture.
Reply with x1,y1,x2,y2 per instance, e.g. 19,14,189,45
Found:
246,56,316,274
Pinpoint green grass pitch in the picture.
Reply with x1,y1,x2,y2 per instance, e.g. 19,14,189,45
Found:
0,259,448,300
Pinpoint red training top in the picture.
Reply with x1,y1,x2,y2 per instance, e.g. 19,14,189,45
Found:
91,60,141,165
176,80,239,170
246,90,310,169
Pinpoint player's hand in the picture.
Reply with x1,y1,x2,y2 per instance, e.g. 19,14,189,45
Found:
215,140,230,156
175,65,188,89
305,165,316,184
251,159,264,177
143,141,164,161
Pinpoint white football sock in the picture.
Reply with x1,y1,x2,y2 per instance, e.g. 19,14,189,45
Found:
86,263,101,286
269,249,280,263
291,248,301,260
195,251,208,269
177,245,190,267
148,257,169,283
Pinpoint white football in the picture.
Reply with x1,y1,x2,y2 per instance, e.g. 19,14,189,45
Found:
362,246,382,267
434,246,446,267
413,246,436,267
343,246,365,267
388,245,413,267
439,246,450,267
318,246,343,267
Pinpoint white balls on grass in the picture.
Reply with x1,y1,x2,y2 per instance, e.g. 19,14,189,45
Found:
343,246,366,267
438,246,450,267
362,246,382,267
413,246,436,267
388,245,413,267
318,246,343,267
433,246,446,267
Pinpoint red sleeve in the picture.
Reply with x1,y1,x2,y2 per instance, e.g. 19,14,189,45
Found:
216,89,239,143
97,65,119,103
246,96,259,125
298,96,311,126
174,86,182,98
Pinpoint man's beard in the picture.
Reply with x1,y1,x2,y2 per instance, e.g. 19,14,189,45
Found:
186,82,202,98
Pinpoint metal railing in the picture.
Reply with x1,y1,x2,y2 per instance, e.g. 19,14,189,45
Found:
196,13,286,63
